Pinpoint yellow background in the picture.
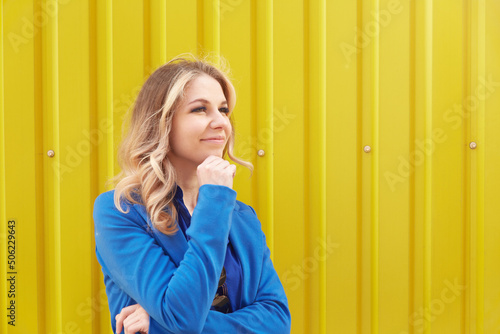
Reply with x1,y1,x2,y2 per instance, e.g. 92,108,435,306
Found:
1,0,500,333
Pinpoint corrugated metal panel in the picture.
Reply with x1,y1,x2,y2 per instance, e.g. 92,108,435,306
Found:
1,0,500,333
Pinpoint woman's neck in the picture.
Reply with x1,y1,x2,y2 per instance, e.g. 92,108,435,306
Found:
174,165,199,215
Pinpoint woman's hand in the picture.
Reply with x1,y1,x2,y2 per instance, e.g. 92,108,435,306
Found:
197,155,236,189
115,304,149,334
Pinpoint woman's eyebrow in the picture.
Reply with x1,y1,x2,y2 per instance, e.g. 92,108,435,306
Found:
188,98,228,106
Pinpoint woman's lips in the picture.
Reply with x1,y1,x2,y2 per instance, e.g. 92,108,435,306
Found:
201,137,225,144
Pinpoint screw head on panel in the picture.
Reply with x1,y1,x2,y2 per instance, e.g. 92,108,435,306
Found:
363,145,371,153
47,150,55,157
469,142,477,150
257,149,265,157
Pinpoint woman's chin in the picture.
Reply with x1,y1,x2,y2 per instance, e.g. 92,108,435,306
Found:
203,150,224,159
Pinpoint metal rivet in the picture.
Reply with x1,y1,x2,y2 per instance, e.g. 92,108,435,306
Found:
363,145,371,153
469,141,477,149
47,150,55,157
257,149,265,157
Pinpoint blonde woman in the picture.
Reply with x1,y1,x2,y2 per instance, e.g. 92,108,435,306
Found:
93,56,291,334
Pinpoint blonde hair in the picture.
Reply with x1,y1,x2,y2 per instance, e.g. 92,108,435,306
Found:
110,55,253,235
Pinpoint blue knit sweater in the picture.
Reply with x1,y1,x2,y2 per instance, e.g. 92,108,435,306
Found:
93,184,291,333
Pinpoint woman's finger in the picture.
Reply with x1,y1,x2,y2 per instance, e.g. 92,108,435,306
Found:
123,310,149,334
125,319,149,334
197,156,235,188
123,313,140,334
205,158,227,171
115,304,139,334
199,155,220,168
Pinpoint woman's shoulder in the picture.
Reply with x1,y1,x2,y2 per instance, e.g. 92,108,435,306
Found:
94,190,122,212
234,200,256,215
93,189,145,223
93,190,115,212
94,189,114,202
94,189,142,209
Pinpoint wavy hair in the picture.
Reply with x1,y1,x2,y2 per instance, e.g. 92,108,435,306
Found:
110,55,253,235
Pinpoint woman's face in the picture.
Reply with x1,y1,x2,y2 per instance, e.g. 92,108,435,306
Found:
167,74,232,169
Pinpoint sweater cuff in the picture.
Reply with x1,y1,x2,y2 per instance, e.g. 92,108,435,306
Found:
186,184,237,239
198,184,237,203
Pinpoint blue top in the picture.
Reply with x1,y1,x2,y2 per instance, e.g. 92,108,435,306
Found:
173,185,242,312
93,184,291,333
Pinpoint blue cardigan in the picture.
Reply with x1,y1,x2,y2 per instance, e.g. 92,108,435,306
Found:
93,184,291,334
172,185,242,313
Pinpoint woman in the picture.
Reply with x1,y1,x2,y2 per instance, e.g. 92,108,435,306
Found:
93,56,291,334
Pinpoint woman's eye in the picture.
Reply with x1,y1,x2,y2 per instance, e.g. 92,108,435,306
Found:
191,106,229,114
191,106,206,113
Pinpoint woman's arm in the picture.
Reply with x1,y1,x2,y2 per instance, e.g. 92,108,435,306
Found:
94,184,236,334
145,223,291,334
201,231,291,333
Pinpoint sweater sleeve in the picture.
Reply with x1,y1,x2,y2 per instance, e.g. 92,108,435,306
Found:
93,184,236,334
148,207,292,334
200,225,292,333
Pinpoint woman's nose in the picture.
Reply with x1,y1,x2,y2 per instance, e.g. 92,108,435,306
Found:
209,109,228,128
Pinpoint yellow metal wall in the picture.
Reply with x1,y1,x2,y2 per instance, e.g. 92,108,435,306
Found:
1,0,500,333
